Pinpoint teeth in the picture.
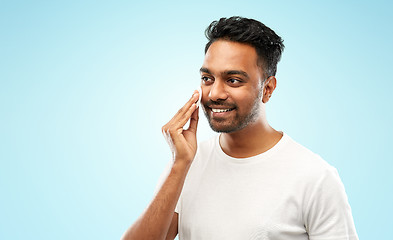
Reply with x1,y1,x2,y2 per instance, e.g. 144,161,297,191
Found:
211,108,233,113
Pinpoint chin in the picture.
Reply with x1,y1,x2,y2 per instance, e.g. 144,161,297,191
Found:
208,121,245,133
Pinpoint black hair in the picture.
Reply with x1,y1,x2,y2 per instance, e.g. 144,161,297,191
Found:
205,16,284,78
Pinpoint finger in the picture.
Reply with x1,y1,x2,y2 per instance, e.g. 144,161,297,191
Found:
174,102,197,130
169,91,199,124
166,103,197,150
187,106,199,133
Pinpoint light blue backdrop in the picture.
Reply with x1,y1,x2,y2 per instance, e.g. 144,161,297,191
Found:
1,0,392,239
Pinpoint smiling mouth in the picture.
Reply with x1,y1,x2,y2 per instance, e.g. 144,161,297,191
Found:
210,108,235,113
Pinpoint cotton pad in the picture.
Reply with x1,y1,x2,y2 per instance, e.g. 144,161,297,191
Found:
196,86,202,108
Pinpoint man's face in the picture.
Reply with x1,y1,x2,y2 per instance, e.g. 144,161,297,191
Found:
200,40,265,133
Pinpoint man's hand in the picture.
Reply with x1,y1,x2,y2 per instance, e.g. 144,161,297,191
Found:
122,91,200,240
162,90,200,165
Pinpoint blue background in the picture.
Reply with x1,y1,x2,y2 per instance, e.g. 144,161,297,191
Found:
1,0,392,239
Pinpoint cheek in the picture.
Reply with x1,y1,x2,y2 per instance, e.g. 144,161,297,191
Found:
200,85,209,103
229,90,248,102
232,91,259,108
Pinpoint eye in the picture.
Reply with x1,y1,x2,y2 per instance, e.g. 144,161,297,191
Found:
227,78,242,85
201,76,214,85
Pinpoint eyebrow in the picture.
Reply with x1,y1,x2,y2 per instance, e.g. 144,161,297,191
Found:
200,67,211,74
200,67,249,79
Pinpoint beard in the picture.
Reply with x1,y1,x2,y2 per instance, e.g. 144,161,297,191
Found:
202,94,262,133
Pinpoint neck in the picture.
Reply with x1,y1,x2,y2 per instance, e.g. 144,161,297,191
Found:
219,116,283,158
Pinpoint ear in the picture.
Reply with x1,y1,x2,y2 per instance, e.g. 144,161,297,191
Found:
262,76,277,103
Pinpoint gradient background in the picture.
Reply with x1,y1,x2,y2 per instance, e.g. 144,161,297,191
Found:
1,0,392,239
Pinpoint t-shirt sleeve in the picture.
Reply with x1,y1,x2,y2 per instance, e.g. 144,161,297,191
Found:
153,160,181,214
304,166,358,240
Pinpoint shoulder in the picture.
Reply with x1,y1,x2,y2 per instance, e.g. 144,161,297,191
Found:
279,133,340,185
283,134,333,170
278,135,357,237
282,134,348,205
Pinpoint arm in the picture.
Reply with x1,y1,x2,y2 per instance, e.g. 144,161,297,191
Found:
121,91,200,240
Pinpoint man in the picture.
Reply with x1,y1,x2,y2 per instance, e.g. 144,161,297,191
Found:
122,16,358,240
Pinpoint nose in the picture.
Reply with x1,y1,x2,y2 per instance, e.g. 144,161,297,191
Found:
208,80,228,101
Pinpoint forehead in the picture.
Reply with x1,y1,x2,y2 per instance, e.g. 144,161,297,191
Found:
202,40,259,73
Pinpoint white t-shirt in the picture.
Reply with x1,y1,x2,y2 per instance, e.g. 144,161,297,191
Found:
158,132,358,240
